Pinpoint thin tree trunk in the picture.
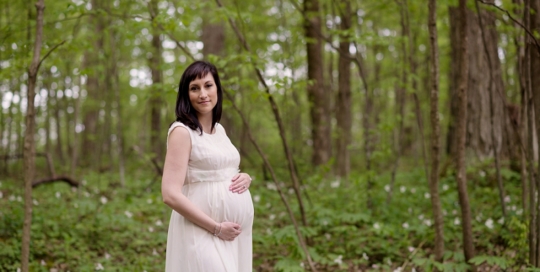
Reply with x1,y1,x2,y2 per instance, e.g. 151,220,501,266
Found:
81,0,104,168
304,0,331,166
428,0,445,262
455,0,476,265
149,0,163,161
335,0,352,178
21,1,45,270
531,0,540,264
474,0,506,217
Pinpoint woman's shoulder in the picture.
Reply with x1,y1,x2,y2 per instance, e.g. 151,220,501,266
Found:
168,121,193,135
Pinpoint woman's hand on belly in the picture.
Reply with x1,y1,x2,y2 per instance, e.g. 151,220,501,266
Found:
229,173,252,193
217,221,242,241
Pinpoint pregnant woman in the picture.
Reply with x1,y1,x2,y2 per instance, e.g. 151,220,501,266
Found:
162,61,254,271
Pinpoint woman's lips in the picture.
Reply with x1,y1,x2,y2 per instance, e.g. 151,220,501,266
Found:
199,101,210,104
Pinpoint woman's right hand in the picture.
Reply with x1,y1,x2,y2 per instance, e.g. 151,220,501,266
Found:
217,222,242,241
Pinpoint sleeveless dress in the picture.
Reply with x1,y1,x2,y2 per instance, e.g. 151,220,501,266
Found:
165,122,254,272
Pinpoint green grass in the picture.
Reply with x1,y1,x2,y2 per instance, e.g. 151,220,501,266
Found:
0,161,530,271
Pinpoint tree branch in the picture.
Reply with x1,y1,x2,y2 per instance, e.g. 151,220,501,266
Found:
37,40,66,71
477,0,540,54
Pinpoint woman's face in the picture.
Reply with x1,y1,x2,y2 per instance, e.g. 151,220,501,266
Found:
188,73,218,117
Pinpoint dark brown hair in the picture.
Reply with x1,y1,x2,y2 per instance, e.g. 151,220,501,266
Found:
173,61,223,135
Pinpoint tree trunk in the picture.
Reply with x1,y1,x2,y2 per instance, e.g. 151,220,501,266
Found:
447,6,508,160
335,0,352,178
453,0,476,265
474,0,507,217
530,0,540,265
428,0,445,262
149,0,163,162
21,1,45,270
304,0,331,166
81,0,104,168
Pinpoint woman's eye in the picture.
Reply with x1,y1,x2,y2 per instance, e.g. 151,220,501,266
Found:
206,84,212,88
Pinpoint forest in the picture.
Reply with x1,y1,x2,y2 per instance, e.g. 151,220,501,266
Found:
1,0,540,270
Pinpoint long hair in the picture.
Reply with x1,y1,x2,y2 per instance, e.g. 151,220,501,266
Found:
173,61,223,135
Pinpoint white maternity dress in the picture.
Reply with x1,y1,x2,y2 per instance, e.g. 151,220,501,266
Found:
165,122,254,272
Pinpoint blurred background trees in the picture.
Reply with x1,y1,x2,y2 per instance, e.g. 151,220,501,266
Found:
2,0,540,270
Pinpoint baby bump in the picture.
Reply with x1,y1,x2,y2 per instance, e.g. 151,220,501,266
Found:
184,181,254,228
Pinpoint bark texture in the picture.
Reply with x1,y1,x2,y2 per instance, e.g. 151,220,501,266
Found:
81,0,104,167
304,0,331,166
530,0,540,265
453,0,476,264
448,7,507,160
428,0,445,262
335,0,352,177
149,0,163,161
22,1,45,270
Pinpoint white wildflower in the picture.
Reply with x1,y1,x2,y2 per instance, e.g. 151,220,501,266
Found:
452,209,457,215
393,268,403,272
372,264,379,269
424,219,432,226
384,184,390,192
498,217,504,224
402,222,409,229
33,199,39,206
105,252,111,259
443,184,449,191
517,209,523,215
266,228,272,235
408,247,415,252
148,227,154,232
387,258,392,265
373,222,380,229
266,183,277,191
71,187,77,192
9,195,15,201
125,211,133,218
479,170,486,177
300,262,304,268
418,214,424,220
269,214,276,220
400,186,406,193
253,195,261,202
153,248,158,256
156,220,163,226
511,205,516,211
442,209,447,216
82,180,87,185
147,198,153,204
322,220,328,226
100,196,107,204
504,196,511,203
17,196,22,202
84,192,90,197
95,263,104,270
485,218,494,229
325,233,331,240
362,253,369,260
330,180,340,188
333,255,343,265
410,187,416,194
454,217,460,225
41,260,46,266
424,192,430,199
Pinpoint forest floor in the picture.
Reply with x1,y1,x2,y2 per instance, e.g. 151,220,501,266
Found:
0,160,531,271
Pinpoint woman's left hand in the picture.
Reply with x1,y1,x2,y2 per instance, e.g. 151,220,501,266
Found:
230,173,252,194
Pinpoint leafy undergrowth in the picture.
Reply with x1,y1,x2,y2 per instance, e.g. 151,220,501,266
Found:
0,161,531,271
